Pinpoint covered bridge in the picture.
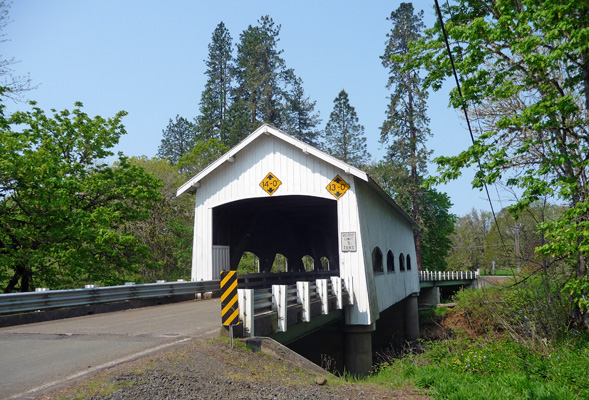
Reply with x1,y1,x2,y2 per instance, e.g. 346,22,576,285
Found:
177,124,419,330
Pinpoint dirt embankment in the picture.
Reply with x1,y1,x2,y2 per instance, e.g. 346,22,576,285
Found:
38,338,430,400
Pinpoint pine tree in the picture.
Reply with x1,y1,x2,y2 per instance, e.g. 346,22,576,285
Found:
322,89,370,168
195,22,233,141
156,115,196,165
283,75,321,146
380,3,431,270
232,15,290,139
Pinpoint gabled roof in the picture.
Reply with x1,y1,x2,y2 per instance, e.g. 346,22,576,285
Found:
175,123,417,229
176,124,368,197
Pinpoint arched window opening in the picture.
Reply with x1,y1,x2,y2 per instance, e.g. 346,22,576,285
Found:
237,251,259,274
372,247,383,273
387,250,395,272
399,253,405,271
271,254,288,273
406,254,412,270
302,255,315,271
320,256,330,271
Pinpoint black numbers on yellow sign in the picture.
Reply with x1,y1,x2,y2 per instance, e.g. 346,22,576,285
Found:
326,175,350,199
329,183,347,192
259,172,282,195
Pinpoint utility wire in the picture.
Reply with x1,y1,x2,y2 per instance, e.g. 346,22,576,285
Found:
433,0,510,258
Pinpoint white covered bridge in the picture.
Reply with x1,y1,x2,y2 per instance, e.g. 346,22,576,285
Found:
177,124,420,374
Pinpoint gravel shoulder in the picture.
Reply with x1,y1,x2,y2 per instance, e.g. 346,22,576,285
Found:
36,338,431,400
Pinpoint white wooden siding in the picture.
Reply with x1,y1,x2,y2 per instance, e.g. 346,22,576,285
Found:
184,125,417,326
355,180,420,313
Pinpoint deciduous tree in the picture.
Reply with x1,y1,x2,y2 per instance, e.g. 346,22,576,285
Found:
409,0,589,327
0,102,161,292
125,157,194,282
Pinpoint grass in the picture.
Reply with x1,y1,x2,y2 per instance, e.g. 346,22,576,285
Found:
479,268,516,276
368,335,589,399
367,277,589,400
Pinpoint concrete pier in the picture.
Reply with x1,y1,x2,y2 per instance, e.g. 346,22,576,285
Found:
404,294,420,341
418,286,440,308
343,323,375,376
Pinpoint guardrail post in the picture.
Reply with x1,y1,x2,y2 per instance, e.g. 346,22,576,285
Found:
272,285,287,332
330,276,343,309
316,279,329,315
297,281,310,322
238,288,254,337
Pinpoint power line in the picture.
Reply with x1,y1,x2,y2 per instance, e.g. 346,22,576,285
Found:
433,0,509,253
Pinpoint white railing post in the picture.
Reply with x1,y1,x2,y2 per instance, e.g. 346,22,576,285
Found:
316,279,329,315
344,276,354,305
238,288,254,337
330,276,343,309
272,285,287,332
297,281,311,322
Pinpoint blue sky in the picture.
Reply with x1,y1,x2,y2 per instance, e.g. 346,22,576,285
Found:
3,0,507,216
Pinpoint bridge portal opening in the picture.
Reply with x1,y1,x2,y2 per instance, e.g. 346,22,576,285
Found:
213,195,339,274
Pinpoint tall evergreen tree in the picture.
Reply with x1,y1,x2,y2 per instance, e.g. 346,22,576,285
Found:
380,2,431,270
322,89,370,168
283,75,321,146
231,15,291,142
195,22,233,141
156,115,196,165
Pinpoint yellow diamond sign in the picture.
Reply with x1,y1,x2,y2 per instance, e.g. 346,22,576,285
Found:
259,172,282,195
326,175,350,199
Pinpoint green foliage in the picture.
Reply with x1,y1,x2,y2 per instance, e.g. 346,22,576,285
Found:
156,115,197,165
0,102,161,292
371,336,589,399
271,254,287,273
322,89,370,168
232,16,289,137
176,138,229,177
380,2,431,173
237,251,258,275
420,189,456,271
452,277,571,341
125,157,194,282
283,76,321,147
446,209,494,271
408,0,589,326
195,21,234,141
370,159,456,271
369,281,588,399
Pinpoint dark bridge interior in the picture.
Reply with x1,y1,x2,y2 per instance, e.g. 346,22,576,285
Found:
213,195,339,273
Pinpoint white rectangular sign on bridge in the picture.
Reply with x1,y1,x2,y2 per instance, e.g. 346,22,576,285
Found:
341,232,357,252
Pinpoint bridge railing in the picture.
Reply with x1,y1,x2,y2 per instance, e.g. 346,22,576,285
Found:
237,276,349,337
419,269,480,282
237,270,338,288
0,280,220,315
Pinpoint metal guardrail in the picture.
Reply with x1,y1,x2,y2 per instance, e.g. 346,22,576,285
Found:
238,276,349,337
238,270,338,288
0,280,220,315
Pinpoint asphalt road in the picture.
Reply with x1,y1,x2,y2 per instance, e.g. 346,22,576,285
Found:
0,298,221,400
